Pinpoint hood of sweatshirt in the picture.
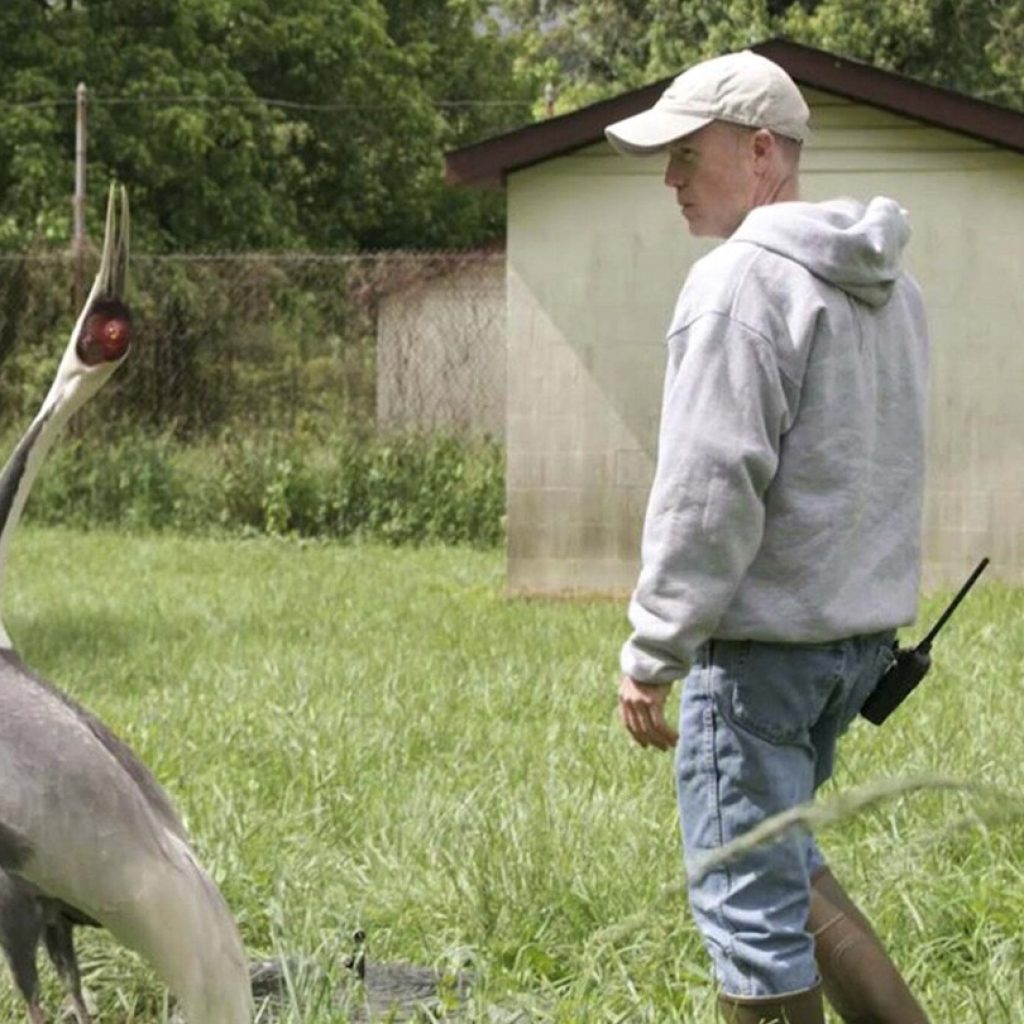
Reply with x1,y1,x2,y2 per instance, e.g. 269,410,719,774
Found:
732,196,911,308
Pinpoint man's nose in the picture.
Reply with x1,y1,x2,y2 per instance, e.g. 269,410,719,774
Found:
664,158,683,188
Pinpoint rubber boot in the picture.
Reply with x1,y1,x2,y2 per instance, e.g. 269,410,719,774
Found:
808,867,930,1023
718,985,825,1024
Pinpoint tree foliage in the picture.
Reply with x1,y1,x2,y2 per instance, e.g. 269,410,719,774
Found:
502,0,1024,114
3,1,1022,254
0,0,534,251
781,0,1024,107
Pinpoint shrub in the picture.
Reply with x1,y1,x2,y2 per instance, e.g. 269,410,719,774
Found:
24,431,505,547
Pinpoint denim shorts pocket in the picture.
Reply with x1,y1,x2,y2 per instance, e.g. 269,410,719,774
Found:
845,634,898,721
716,641,840,746
873,637,897,677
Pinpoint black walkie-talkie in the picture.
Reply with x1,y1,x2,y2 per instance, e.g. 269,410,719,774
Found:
860,557,989,726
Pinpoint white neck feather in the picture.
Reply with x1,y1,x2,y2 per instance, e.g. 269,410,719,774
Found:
0,342,122,646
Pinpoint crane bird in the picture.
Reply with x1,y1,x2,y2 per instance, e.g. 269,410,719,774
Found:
0,185,253,1024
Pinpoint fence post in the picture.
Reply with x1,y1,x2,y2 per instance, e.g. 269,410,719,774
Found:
72,81,88,309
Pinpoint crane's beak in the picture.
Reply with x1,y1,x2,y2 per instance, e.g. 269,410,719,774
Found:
75,184,132,367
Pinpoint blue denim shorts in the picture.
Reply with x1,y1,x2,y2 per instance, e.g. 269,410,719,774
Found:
676,631,895,998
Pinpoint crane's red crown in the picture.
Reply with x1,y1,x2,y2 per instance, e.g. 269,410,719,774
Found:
76,298,132,366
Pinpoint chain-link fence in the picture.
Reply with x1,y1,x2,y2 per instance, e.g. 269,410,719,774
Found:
0,249,506,442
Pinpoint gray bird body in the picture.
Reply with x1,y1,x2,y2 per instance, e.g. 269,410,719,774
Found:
0,651,252,1020
0,649,210,959
0,187,252,1023
0,649,186,902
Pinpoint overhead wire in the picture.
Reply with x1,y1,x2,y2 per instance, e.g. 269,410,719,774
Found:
0,94,535,112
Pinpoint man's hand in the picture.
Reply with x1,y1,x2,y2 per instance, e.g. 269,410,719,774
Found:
618,675,679,750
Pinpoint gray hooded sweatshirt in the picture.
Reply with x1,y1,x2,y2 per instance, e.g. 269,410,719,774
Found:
621,196,929,684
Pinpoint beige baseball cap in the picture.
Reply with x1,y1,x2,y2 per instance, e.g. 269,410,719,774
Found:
605,50,810,155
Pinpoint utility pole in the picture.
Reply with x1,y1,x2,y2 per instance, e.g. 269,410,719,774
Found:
544,81,556,118
72,81,87,308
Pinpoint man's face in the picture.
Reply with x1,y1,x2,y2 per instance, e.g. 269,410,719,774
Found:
663,122,758,239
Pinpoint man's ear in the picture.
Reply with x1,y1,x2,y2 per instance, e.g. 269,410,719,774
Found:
751,128,776,170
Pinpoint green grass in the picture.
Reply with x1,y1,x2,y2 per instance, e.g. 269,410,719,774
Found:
2,527,1024,1022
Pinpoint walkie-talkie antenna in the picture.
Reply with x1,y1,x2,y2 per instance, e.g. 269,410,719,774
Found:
861,556,990,726
918,557,989,652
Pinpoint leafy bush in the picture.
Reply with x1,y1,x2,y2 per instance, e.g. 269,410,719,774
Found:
24,431,505,547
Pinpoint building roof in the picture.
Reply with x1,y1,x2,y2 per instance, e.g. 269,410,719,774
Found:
445,37,1024,188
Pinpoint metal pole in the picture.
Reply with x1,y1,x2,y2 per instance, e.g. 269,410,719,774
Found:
73,81,87,308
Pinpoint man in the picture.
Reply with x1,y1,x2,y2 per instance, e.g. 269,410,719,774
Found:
605,51,931,1024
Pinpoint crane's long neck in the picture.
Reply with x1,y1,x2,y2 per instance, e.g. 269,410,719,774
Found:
0,182,130,650
0,380,95,648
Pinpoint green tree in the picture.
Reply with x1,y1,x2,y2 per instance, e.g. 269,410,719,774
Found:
0,0,298,250
0,0,78,246
501,0,778,109
226,0,533,249
501,0,1024,113
781,0,1023,106
371,0,538,248
0,0,534,252
986,1,1024,107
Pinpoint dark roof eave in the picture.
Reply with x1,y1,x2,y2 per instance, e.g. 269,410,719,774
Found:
445,37,1024,189
444,79,669,189
755,39,1024,153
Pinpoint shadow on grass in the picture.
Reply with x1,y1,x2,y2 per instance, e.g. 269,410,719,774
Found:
6,606,201,681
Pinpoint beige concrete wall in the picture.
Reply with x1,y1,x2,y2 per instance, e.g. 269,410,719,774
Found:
506,88,1024,595
377,258,505,438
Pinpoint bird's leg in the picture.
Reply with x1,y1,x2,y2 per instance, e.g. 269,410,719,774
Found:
0,880,45,1024
42,920,90,1024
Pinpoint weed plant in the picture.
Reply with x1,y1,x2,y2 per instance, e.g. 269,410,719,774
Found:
20,432,505,547
1,529,1023,1021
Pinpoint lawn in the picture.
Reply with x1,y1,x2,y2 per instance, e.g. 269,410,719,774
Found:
2,527,1023,1022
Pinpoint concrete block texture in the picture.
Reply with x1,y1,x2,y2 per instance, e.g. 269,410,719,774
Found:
377,256,505,438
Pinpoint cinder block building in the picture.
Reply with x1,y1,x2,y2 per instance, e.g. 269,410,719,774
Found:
447,39,1024,594
376,253,505,439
